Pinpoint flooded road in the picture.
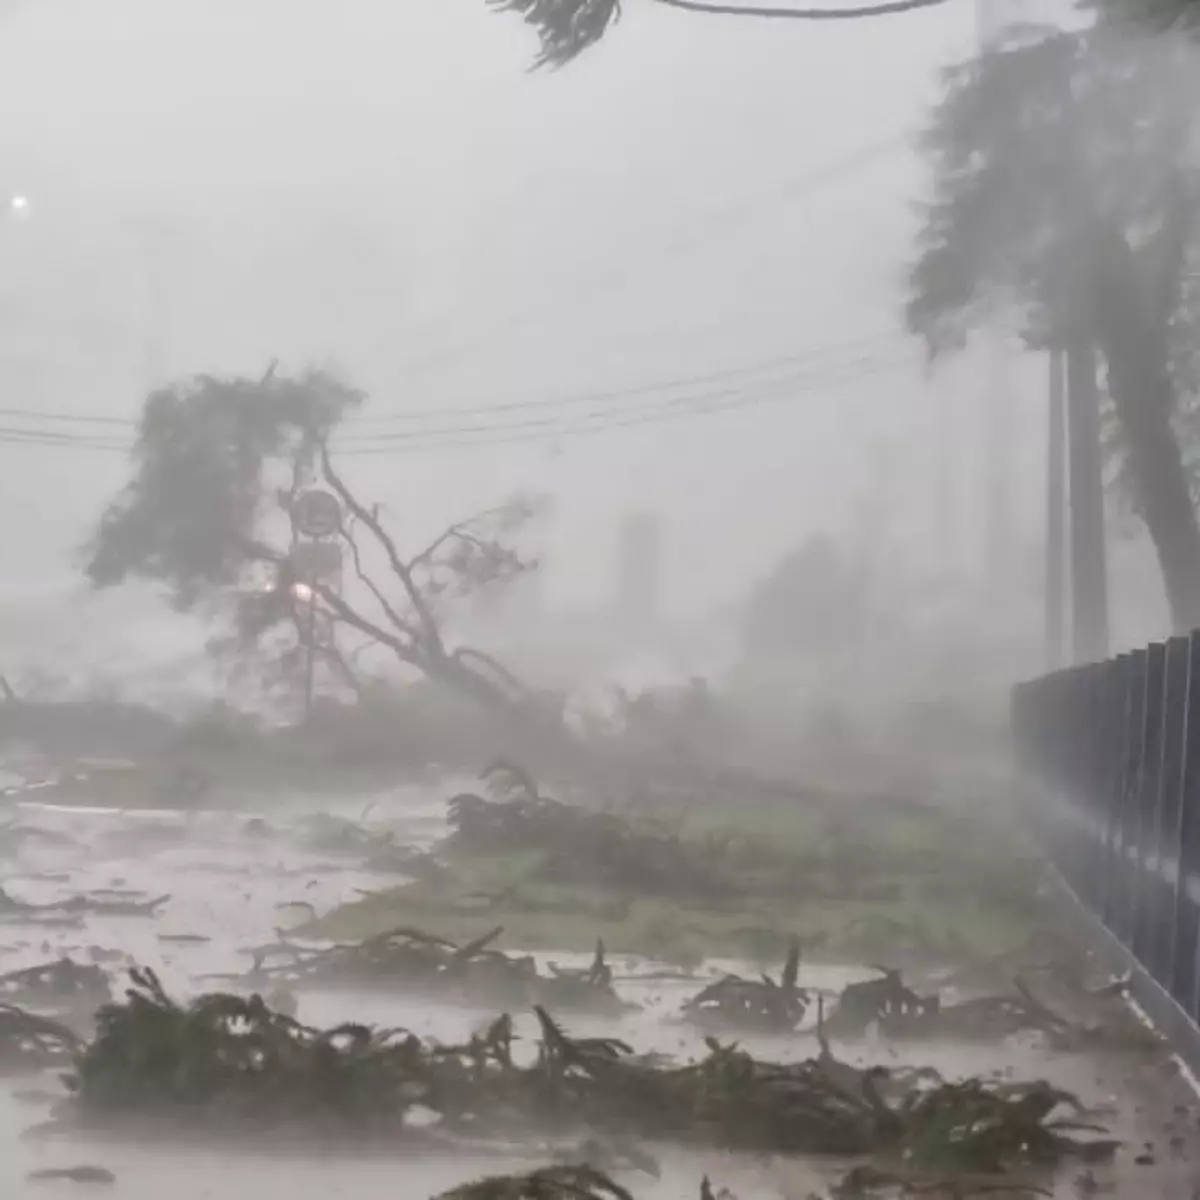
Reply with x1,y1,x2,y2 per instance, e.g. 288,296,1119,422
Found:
0,786,1195,1198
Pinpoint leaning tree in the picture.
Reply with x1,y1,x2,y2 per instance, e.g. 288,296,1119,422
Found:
906,20,1200,632
82,365,549,714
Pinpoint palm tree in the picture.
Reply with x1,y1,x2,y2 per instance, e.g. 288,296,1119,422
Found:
906,22,1200,631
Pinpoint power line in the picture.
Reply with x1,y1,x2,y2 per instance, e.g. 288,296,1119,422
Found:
350,331,904,426
654,0,951,18
335,348,907,445
336,353,914,455
0,349,915,455
0,329,905,431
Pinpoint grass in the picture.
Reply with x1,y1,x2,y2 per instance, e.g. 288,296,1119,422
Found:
308,790,1050,969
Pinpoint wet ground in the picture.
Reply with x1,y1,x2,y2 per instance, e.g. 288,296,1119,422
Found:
1,785,1198,1198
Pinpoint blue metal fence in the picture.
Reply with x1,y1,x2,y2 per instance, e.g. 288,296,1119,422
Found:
1012,633,1200,1029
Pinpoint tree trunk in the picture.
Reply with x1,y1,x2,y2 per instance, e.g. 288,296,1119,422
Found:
1065,335,1109,663
1088,230,1200,634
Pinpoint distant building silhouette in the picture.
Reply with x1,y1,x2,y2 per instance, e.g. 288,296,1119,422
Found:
614,513,662,636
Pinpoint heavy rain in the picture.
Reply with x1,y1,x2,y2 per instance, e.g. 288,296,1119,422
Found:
1,0,1200,1197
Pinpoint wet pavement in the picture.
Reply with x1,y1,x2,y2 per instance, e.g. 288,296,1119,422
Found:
0,786,1197,1198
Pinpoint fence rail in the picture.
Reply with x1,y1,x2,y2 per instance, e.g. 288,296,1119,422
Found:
1012,633,1200,1042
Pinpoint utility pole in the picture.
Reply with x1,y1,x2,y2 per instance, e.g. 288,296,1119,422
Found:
1066,334,1109,663
982,338,1015,589
1045,349,1067,669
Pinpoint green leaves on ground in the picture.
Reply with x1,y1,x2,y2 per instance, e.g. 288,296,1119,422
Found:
59,967,1117,1180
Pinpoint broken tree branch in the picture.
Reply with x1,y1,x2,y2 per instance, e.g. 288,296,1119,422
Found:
318,443,444,652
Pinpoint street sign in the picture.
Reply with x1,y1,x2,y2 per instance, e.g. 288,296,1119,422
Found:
289,539,343,585
291,489,341,538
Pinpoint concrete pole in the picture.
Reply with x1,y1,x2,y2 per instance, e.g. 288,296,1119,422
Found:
1045,348,1067,669
1066,335,1110,664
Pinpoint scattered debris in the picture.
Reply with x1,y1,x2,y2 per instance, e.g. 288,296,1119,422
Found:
445,764,741,903
823,968,940,1039
682,938,809,1033
243,926,627,1015
0,886,168,921
53,967,1117,1179
293,813,442,876
26,1165,116,1186
0,958,112,1018
820,965,1167,1055
0,1002,83,1072
435,1165,634,1200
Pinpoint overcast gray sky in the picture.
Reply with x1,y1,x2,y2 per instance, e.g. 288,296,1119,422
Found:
0,0,1055,634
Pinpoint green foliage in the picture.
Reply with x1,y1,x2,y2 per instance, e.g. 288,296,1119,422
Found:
489,0,621,69
70,967,427,1129
0,1002,82,1073
247,921,625,1015
906,22,1198,355
83,368,362,609
446,767,742,902
318,774,1051,966
52,963,1126,1188
437,1165,634,1200
1085,0,1200,32
682,938,811,1034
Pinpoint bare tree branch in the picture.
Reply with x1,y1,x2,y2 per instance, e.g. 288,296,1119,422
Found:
451,646,533,700
308,581,426,667
338,517,424,643
407,507,517,574
318,443,444,652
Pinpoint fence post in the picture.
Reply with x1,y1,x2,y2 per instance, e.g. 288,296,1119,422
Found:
1151,637,1189,982
1100,656,1130,928
1079,663,1104,907
1133,643,1167,963
1170,633,1200,1006
1116,649,1149,945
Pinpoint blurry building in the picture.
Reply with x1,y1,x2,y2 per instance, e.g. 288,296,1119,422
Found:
614,512,662,637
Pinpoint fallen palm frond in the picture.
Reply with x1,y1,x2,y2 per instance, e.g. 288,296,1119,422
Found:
0,958,112,1019
445,766,741,904
0,886,168,920
435,1166,729,1200
435,1165,635,1200
241,925,626,1015
58,968,1117,1179
823,968,942,1039
293,813,444,876
0,1002,83,1072
682,937,809,1034
830,1162,1053,1197
821,965,1166,1055
27,1166,116,1186
67,967,432,1134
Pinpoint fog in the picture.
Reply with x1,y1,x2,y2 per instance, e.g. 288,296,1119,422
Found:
0,0,1092,693
0,7,1198,1196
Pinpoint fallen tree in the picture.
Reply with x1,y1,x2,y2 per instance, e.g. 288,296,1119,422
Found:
81,366,555,729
